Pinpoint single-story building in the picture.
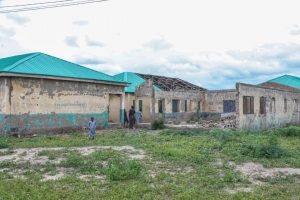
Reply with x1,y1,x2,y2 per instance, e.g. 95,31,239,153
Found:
0,52,127,135
114,72,206,123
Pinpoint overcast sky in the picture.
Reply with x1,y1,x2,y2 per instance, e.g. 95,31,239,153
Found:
1,0,300,89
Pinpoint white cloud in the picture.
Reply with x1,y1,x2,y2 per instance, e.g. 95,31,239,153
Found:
64,36,79,47
0,25,15,37
85,36,104,47
6,13,30,25
73,20,89,26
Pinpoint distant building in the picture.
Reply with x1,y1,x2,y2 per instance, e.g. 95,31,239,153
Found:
115,72,300,131
114,72,206,123
0,52,127,135
260,74,300,91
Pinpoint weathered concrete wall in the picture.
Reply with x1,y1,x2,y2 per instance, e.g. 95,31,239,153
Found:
154,90,204,122
203,90,237,113
155,90,204,113
0,77,124,134
125,93,135,112
237,83,300,131
135,80,155,122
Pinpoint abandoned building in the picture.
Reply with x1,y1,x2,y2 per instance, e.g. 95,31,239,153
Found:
0,52,127,135
1,52,300,134
114,72,300,131
114,72,208,123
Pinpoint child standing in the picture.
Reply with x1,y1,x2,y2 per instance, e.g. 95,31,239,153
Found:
88,117,96,139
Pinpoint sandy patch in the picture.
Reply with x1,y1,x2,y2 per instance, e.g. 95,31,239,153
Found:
0,145,146,165
235,162,300,180
42,172,65,181
79,175,106,182
149,161,194,177
225,187,253,194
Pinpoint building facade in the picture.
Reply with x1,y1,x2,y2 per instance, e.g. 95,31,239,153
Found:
0,53,127,135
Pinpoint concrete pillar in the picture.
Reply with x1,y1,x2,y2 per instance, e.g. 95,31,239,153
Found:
120,93,125,127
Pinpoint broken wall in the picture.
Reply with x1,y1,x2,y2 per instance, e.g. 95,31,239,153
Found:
203,90,237,113
0,77,124,134
155,90,204,123
135,80,154,122
237,83,300,131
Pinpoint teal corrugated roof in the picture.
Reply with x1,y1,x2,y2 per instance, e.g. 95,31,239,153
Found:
113,72,161,93
266,74,300,89
0,52,126,84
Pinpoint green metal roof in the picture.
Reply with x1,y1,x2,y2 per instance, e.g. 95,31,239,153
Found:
265,74,300,89
0,52,126,84
113,72,161,93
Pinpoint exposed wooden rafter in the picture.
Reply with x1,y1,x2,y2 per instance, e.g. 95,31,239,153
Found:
135,73,206,91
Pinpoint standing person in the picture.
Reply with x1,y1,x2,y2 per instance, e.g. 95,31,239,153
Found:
129,106,136,129
88,117,96,139
124,109,129,128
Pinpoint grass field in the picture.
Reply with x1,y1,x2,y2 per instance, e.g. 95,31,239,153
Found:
1,127,300,199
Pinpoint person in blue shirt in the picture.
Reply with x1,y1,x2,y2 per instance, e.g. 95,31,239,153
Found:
88,117,96,139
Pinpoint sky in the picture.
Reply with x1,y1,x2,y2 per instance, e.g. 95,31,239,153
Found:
1,0,300,89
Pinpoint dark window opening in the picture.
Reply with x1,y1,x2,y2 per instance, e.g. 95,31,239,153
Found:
138,100,143,112
223,100,236,113
270,97,276,113
184,100,188,112
284,98,287,113
172,100,180,113
132,100,135,109
197,101,201,111
260,97,266,114
158,100,163,113
243,96,254,114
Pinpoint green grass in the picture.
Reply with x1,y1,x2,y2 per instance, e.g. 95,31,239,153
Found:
0,128,300,199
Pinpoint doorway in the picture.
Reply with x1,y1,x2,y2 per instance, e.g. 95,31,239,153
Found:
108,94,121,123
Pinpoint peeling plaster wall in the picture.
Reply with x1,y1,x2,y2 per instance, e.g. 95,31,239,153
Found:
237,83,300,131
134,79,205,122
0,77,124,134
203,90,237,113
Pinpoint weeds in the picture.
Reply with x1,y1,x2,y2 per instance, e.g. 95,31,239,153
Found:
240,136,288,159
107,158,143,181
275,126,300,137
151,118,165,130
0,136,9,149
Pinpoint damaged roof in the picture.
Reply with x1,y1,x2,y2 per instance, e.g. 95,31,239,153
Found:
136,73,206,91
114,72,206,92
0,52,126,85
263,74,300,89
113,72,161,93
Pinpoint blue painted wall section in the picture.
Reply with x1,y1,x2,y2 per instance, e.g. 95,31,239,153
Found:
0,112,108,134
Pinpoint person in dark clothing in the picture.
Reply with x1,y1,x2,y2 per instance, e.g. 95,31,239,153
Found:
129,106,136,129
124,109,129,128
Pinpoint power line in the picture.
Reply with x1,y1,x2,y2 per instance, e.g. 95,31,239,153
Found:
0,0,109,13
0,0,76,8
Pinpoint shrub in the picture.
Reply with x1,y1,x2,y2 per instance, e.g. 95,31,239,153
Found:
0,136,9,149
60,154,85,168
240,136,287,159
151,118,165,130
211,129,237,144
275,126,300,137
107,158,143,181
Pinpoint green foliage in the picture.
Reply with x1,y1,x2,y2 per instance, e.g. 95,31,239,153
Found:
60,153,85,168
151,118,165,130
240,136,287,159
1,128,300,199
275,126,300,137
107,158,143,181
0,136,9,149
160,129,208,136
